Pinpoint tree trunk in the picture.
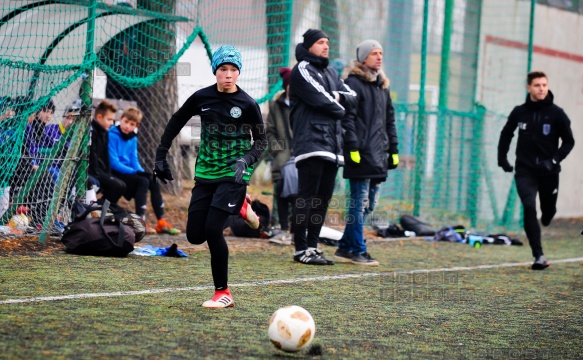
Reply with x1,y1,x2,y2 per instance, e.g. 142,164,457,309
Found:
136,0,180,195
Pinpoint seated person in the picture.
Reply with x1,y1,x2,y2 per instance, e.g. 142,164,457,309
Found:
13,99,57,225
89,100,126,205
44,100,81,183
108,106,180,235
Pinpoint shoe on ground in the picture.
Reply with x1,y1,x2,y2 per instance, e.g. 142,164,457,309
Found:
540,211,556,227
531,255,549,270
269,231,292,245
314,248,334,265
334,249,353,263
351,252,379,266
202,288,235,308
145,224,157,235
156,219,181,235
240,198,260,229
293,249,332,265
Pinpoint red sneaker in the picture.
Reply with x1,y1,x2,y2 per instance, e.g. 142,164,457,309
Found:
239,198,260,229
156,218,181,235
202,288,235,308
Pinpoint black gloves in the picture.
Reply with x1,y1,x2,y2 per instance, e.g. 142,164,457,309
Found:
498,159,514,173
227,158,250,183
153,147,174,184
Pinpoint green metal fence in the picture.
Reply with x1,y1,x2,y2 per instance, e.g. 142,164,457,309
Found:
0,0,537,239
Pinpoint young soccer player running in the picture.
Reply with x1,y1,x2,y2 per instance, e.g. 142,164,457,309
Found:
153,45,266,308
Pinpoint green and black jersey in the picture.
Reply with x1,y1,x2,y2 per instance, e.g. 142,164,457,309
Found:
159,84,266,183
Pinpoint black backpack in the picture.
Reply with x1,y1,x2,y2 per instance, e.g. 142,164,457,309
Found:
61,200,144,257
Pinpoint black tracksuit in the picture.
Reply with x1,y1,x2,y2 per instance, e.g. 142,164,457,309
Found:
498,91,574,257
89,120,126,204
289,44,357,252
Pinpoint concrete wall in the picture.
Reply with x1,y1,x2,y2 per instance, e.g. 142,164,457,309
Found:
532,5,583,217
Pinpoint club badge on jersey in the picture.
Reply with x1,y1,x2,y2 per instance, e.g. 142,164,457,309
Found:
230,106,242,118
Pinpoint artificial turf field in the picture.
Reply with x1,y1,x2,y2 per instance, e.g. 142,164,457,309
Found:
1,224,582,359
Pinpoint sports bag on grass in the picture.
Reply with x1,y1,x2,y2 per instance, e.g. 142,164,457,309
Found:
61,200,137,257
400,214,436,236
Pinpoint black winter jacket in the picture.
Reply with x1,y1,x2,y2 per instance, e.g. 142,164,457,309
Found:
342,61,398,180
498,91,574,175
88,119,112,179
289,44,357,165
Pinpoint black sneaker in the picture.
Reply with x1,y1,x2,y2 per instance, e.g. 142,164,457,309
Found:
334,249,353,263
351,252,379,266
532,255,549,270
314,248,334,265
293,249,330,265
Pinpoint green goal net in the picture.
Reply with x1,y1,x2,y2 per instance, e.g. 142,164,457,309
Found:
0,0,533,240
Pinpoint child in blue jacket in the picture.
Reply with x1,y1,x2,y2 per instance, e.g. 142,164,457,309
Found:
108,107,180,235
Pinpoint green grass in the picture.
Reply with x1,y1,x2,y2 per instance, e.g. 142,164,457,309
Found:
1,226,582,359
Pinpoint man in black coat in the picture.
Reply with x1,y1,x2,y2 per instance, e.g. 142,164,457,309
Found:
334,39,399,266
498,71,574,270
289,29,357,265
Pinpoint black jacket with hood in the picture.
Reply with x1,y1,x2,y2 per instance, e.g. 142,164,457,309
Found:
342,61,398,180
289,44,356,165
89,119,112,179
498,91,574,175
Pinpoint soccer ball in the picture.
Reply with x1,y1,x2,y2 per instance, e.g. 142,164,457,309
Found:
268,305,315,352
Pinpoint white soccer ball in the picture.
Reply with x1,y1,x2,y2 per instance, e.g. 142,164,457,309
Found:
268,305,316,353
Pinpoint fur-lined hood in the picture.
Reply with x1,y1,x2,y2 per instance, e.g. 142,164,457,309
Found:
343,60,390,90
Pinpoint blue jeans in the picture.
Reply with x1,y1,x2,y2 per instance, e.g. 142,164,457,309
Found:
338,179,381,255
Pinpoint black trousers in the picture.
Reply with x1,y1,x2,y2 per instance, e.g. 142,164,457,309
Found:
275,179,295,231
515,172,559,258
113,171,164,219
292,158,338,251
185,182,246,290
95,173,126,205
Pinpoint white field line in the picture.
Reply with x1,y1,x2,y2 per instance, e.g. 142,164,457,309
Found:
1,257,582,305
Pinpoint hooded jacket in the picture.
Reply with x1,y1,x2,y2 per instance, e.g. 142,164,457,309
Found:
498,91,574,175
89,119,112,179
342,61,398,180
108,125,145,175
266,91,292,182
289,44,357,165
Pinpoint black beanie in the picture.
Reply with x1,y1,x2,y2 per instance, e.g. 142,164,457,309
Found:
302,29,328,49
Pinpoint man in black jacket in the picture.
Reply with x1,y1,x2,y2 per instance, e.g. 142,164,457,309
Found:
334,40,399,266
89,100,126,204
289,29,357,265
498,71,574,270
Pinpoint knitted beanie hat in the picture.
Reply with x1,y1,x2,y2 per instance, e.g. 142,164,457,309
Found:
211,45,242,74
279,67,291,89
356,39,382,62
302,29,329,49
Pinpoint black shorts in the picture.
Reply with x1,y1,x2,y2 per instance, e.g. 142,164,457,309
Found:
188,181,247,214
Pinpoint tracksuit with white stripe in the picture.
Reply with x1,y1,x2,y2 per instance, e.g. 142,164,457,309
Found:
289,43,357,253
